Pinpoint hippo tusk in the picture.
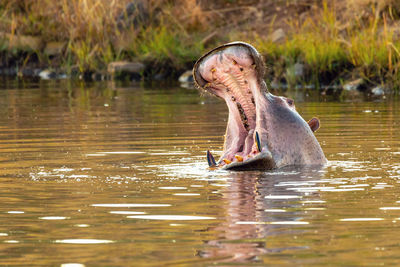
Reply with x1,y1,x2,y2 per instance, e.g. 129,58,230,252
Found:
255,131,261,152
206,150,217,167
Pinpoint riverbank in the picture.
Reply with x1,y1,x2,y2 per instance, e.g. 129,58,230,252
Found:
1,0,400,94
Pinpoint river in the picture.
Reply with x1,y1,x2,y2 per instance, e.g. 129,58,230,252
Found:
0,79,399,266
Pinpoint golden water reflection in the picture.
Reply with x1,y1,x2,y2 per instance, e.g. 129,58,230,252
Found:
0,80,399,265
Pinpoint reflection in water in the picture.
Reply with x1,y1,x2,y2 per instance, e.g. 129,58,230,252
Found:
127,215,216,220
55,239,114,244
0,80,400,265
39,216,69,220
201,167,324,263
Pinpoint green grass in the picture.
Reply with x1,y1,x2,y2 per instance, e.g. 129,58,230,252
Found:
249,1,400,89
1,0,400,88
133,25,204,67
0,0,208,75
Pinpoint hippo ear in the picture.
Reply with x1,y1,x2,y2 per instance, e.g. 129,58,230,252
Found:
308,117,320,132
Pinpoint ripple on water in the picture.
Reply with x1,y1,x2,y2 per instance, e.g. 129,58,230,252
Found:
55,239,114,244
53,168,74,172
286,186,335,193
264,209,287,212
74,224,90,228
236,221,309,225
321,188,365,192
265,195,302,199
158,187,187,190
39,216,69,220
91,204,171,208
127,215,216,220
101,151,146,154
338,184,369,188
109,211,147,215
60,264,85,267
148,152,190,155
339,218,385,222
379,207,400,210
173,193,200,196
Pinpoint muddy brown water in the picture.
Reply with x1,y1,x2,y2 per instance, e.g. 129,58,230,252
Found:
0,79,400,266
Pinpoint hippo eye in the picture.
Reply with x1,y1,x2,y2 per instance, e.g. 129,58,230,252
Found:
286,98,294,106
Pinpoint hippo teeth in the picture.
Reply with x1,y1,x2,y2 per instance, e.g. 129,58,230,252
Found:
235,155,243,162
223,159,232,165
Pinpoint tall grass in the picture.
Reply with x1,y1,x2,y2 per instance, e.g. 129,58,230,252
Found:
1,0,400,88
132,24,204,66
346,13,400,86
0,0,206,73
251,0,400,88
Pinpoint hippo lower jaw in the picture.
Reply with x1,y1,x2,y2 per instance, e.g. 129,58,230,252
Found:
193,42,327,171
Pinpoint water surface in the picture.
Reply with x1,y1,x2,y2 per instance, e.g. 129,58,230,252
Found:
0,79,400,266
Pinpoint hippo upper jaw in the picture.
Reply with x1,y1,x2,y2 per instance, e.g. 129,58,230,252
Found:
194,42,327,171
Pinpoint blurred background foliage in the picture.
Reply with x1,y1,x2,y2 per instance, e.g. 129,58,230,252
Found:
1,0,400,88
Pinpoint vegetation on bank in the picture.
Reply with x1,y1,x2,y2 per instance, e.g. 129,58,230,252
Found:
0,0,206,76
1,0,400,90
251,1,400,90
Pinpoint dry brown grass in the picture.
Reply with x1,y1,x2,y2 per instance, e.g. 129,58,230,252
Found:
1,0,400,87
0,0,210,71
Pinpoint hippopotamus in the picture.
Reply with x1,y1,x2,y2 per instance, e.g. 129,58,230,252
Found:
193,42,327,170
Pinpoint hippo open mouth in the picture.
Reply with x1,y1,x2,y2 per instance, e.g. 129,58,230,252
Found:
193,42,327,170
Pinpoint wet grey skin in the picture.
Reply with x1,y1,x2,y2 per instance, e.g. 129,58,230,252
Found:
193,42,327,171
